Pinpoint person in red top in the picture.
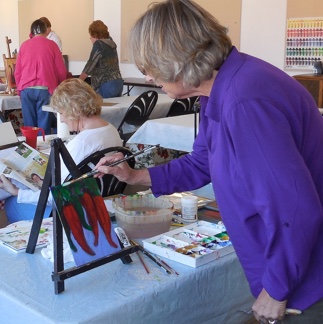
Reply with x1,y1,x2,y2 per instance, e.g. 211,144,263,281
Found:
15,19,66,134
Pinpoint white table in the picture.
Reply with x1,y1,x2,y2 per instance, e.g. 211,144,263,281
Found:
0,95,23,135
100,94,174,128
0,94,21,112
128,114,198,152
123,77,160,95
43,94,174,136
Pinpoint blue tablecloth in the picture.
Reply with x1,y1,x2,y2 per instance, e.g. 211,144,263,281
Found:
0,236,254,323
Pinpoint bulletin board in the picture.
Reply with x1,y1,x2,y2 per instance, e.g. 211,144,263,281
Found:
120,0,241,63
18,0,93,61
285,0,323,70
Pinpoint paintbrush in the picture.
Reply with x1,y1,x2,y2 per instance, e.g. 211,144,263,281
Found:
130,239,172,275
63,144,160,186
115,227,150,274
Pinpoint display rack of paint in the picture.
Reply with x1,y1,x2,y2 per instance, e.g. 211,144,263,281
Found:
285,17,323,70
143,220,234,268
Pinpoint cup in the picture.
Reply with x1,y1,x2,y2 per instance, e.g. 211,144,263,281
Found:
20,126,45,149
181,195,198,223
57,113,70,138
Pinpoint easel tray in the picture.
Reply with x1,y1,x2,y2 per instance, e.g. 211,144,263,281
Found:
143,220,234,268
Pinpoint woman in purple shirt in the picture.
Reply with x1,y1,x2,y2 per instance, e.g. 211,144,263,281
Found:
95,1,323,323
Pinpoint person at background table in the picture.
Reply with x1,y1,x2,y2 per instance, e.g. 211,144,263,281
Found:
94,1,323,323
79,20,123,98
39,16,63,52
14,19,66,135
0,78,122,224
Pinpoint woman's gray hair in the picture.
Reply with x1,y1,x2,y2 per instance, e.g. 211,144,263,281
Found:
128,0,232,88
50,78,103,120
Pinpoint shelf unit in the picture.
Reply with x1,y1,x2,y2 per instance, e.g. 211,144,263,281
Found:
293,73,323,107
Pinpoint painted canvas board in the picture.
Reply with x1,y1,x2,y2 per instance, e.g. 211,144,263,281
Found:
51,178,121,266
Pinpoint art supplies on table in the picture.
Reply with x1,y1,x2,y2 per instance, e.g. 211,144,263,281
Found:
0,218,53,253
162,191,215,210
130,239,174,275
143,220,234,268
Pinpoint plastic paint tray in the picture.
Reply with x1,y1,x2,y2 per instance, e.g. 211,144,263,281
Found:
143,220,234,268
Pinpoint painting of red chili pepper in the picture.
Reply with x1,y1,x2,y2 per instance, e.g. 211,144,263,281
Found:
81,192,99,246
92,195,118,248
51,178,121,266
62,203,95,256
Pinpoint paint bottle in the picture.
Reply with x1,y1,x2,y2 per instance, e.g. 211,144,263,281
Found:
181,196,198,223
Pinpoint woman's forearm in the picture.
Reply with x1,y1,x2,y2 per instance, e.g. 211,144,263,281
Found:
127,169,152,187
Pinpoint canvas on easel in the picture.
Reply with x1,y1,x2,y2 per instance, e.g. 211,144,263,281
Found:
51,177,122,266
27,138,137,294
2,36,17,95
2,55,17,95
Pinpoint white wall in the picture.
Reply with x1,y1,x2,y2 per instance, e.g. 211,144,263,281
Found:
0,0,293,77
91,0,142,78
0,0,19,61
97,0,290,78
240,0,287,72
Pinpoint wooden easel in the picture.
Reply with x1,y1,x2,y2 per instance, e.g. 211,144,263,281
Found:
5,36,14,59
2,36,17,95
26,138,139,294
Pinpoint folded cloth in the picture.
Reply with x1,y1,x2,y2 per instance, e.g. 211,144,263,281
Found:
41,231,74,264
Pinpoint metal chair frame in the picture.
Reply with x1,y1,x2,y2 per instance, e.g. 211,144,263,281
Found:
64,146,135,197
166,96,200,117
117,90,158,145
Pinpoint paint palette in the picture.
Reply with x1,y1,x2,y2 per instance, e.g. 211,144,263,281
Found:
143,220,234,268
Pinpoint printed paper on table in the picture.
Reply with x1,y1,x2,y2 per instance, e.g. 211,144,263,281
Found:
0,142,48,191
0,218,53,253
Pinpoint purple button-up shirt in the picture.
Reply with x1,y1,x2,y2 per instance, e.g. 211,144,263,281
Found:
149,47,323,310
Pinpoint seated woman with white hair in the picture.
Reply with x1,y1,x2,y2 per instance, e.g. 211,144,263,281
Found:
0,78,122,224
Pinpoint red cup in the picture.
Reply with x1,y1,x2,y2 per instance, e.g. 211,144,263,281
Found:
20,126,45,149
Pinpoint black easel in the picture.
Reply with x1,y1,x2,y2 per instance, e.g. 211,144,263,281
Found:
26,138,139,294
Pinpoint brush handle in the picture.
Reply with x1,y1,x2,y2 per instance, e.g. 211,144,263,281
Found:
130,240,172,275
108,144,159,167
87,144,159,177
66,144,159,185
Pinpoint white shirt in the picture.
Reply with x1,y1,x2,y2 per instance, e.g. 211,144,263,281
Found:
47,30,62,52
17,124,122,205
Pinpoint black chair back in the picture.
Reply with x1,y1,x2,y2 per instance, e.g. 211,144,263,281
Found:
64,146,135,197
117,90,158,144
166,96,200,117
